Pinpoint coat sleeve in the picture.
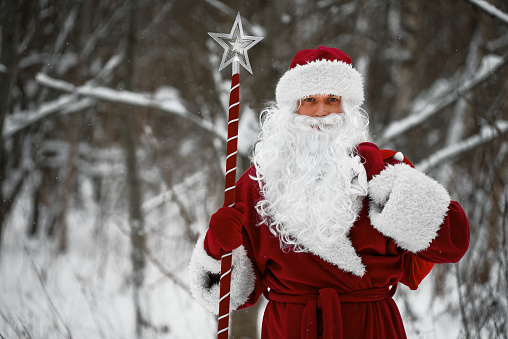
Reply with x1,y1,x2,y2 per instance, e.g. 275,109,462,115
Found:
368,162,454,253
413,200,470,264
188,166,267,314
188,235,257,314
398,200,469,290
365,148,469,281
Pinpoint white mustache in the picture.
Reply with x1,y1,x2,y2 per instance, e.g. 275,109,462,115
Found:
291,113,345,131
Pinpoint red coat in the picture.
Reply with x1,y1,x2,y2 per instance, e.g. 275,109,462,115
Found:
229,142,470,339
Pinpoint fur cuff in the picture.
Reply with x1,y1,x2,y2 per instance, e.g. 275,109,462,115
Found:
368,164,451,252
189,235,256,314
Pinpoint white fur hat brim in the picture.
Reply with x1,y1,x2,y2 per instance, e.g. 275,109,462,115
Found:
275,59,365,107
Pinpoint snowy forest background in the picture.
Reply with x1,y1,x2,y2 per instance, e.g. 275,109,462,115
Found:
0,0,507,338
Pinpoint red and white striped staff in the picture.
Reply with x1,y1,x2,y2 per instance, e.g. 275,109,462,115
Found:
208,13,263,339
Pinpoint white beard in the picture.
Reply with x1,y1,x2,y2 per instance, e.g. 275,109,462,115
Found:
251,100,370,276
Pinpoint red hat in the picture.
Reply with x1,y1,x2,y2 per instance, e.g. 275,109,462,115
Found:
276,46,364,107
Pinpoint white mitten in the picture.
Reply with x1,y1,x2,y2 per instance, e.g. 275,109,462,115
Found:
368,164,451,252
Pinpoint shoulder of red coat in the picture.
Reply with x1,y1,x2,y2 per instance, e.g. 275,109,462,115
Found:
355,142,415,178
237,165,259,187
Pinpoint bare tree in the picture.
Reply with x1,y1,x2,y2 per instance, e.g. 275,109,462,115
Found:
120,0,147,337
0,0,19,247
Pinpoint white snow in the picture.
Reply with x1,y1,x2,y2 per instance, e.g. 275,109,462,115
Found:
0,173,217,339
396,271,463,339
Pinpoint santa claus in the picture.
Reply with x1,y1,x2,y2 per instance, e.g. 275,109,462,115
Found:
189,46,470,338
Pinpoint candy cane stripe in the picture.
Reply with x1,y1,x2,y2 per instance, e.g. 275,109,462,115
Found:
226,151,237,160
230,83,239,92
225,185,235,192
227,135,238,142
229,102,239,109
220,292,230,302
221,269,232,279
228,118,239,125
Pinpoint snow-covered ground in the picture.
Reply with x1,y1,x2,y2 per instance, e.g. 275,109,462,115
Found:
0,176,216,339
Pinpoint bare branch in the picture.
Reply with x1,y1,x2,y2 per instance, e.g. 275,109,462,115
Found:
378,54,508,145
35,73,226,142
113,221,191,296
81,3,128,60
54,6,79,55
3,96,95,139
415,120,508,172
203,0,265,36
467,0,508,25
70,269,107,339
24,247,74,339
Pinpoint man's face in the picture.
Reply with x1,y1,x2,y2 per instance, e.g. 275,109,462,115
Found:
296,94,343,117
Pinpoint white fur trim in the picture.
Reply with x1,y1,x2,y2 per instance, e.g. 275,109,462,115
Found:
296,159,366,277
188,235,256,314
350,155,368,197
275,59,364,107
301,235,366,277
368,164,451,252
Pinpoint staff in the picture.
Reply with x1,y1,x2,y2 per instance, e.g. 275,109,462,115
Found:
208,13,263,339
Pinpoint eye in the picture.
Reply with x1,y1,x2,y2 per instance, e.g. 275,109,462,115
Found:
328,96,340,102
303,97,315,102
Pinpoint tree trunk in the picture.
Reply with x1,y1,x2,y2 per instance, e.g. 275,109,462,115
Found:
58,132,79,253
391,0,422,120
28,175,42,236
0,0,18,248
121,0,146,337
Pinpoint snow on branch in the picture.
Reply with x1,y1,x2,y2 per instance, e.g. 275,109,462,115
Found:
467,0,508,25
203,0,233,15
415,120,508,172
378,54,508,145
36,73,225,142
3,95,95,139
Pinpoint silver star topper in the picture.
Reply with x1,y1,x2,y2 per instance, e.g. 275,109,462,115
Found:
208,13,263,75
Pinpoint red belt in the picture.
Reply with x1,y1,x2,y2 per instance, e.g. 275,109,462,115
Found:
267,285,397,339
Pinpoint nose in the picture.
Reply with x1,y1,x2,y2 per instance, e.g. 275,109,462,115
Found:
314,102,332,117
